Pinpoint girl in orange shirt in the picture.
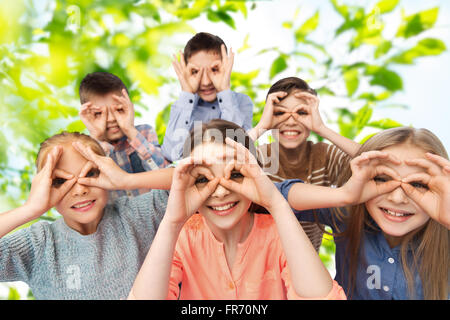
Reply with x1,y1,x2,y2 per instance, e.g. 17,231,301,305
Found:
128,119,346,300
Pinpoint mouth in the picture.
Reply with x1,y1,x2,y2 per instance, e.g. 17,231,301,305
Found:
380,207,414,222
71,200,96,212
107,126,120,134
207,201,239,216
200,87,216,96
280,130,301,140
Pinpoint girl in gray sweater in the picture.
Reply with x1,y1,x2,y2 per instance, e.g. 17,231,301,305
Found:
0,132,173,299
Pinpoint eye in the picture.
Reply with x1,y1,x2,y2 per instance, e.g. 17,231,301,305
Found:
85,168,100,178
191,69,199,75
273,111,285,116
116,108,124,113
195,175,209,185
409,181,429,190
296,109,308,116
230,171,244,180
211,67,219,73
52,177,67,188
94,112,102,118
373,175,391,183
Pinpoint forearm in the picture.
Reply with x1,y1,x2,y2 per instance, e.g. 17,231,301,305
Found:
269,199,332,298
318,125,360,157
288,183,349,211
129,218,182,300
0,206,36,238
123,167,174,190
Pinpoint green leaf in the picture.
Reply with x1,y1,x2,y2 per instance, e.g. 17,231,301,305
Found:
374,0,399,14
389,38,446,64
374,40,392,58
367,118,403,129
365,66,403,91
269,55,288,79
330,0,349,19
295,11,319,41
396,7,439,38
8,287,21,300
343,69,359,96
354,105,373,130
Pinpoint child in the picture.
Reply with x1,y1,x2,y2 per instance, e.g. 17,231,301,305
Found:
275,127,450,299
161,32,254,162
79,71,169,202
248,77,361,252
0,132,173,299
128,120,346,300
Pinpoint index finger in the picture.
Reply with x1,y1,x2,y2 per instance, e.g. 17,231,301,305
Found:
72,142,101,164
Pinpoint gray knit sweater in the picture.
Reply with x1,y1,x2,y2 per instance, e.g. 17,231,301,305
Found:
0,189,168,299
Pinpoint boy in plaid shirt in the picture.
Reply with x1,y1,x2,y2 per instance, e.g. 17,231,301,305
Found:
79,72,169,202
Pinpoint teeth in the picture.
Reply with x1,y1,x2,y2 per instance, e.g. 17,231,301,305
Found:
211,202,236,211
382,208,411,217
282,131,299,136
73,200,94,209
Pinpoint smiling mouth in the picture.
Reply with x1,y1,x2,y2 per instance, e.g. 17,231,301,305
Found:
380,207,414,218
200,88,215,94
207,201,239,215
71,200,96,211
280,130,301,138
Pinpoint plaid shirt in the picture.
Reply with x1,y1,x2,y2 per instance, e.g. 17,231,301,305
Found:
100,124,169,202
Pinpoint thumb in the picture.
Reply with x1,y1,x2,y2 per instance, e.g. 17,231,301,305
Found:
77,177,102,188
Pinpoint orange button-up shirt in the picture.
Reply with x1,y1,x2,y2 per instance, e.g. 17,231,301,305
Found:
168,214,346,300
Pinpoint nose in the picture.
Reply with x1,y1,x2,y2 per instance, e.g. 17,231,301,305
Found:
386,186,409,204
71,181,90,197
211,183,230,199
285,113,297,124
106,106,116,123
201,68,212,87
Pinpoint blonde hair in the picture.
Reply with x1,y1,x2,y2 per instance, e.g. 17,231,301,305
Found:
333,127,449,300
36,131,105,171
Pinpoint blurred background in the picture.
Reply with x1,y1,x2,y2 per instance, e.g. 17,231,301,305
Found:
0,0,448,299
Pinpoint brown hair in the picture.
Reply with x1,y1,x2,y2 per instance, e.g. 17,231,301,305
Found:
333,127,449,299
36,131,105,171
79,71,129,104
183,32,227,64
266,76,317,100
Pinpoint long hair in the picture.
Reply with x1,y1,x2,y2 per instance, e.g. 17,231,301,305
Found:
333,127,449,299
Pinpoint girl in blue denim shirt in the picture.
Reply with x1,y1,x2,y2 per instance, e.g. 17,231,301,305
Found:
276,127,449,299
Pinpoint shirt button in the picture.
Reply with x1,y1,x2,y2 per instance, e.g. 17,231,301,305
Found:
189,99,193,103
228,281,234,290
388,257,395,264
126,191,132,197
219,98,223,103
185,121,188,125
212,106,216,110
383,286,390,292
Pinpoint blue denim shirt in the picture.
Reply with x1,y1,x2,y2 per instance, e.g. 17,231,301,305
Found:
276,179,429,300
161,90,254,162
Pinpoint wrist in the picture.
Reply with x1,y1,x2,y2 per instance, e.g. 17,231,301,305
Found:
123,126,137,139
21,203,44,221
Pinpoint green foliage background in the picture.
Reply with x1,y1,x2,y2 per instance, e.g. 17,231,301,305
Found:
0,0,446,299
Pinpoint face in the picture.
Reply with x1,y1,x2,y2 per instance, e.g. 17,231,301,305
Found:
365,144,431,245
87,92,125,142
191,142,252,232
187,51,221,102
52,144,108,234
272,90,311,149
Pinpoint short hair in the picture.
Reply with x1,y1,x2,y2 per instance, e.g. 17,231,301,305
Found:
79,72,129,104
36,132,105,171
183,32,227,63
266,77,317,101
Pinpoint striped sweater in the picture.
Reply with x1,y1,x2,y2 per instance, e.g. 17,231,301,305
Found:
259,140,349,251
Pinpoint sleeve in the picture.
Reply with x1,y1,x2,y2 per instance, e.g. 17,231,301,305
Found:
0,222,47,283
217,90,254,131
167,242,184,300
116,189,169,237
326,144,350,187
161,92,199,162
275,179,340,230
127,125,169,169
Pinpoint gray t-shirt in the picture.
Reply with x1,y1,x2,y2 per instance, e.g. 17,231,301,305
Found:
0,189,168,299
